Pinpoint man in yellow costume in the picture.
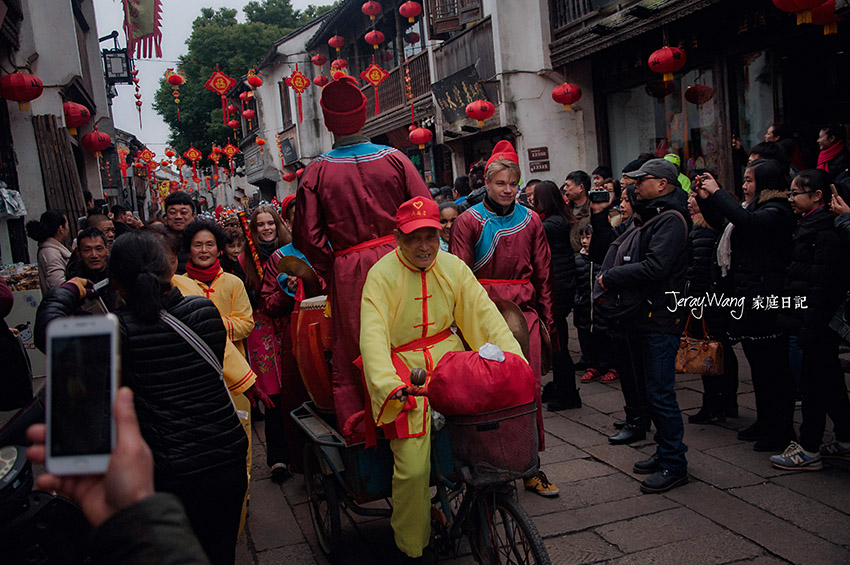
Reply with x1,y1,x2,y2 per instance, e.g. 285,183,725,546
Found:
359,196,525,559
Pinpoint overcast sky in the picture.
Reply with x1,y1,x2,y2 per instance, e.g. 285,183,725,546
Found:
92,0,320,150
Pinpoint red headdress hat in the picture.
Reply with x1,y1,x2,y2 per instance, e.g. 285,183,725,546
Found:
320,75,367,135
281,194,297,216
485,140,519,172
395,196,440,234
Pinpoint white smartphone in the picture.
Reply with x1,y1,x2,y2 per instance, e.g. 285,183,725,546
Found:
45,314,120,475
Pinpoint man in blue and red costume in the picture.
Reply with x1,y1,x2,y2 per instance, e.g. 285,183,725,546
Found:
293,76,431,432
450,140,560,497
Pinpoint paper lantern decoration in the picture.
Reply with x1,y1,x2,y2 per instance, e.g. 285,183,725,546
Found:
164,68,186,122
164,148,175,159
399,1,422,23
551,83,582,111
205,66,237,125
648,47,686,82
313,75,330,88
62,101,90,135
183,145,203,176
131,69,143,127
332,58,349,71
685,84,714,105
81,126,111,158
209,148,222,180
812,1,842,34
379,50,394,63
222,142,239,174
0,72,44,111
360,62,390,113
283,171,296,182
116,145,130,179
247,69,263,89
228,118,240,130
409,127,432,149
328,35,345,53
227,103,239,115
645,80,676,99
137,147,156,163
242,108,256,129
311,54,328,67
362,1,382,20
465,100,494,125
773,0,825,24
365,30,385,49
285,65,312,122
174,156,186,184
404,32,420,44
296,168,305,178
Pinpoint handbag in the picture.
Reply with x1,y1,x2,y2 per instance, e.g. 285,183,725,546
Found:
0,324,33,411
829,293,850,345
675,315,724,376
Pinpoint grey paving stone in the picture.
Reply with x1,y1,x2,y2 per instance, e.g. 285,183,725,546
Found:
520,472,642,516
256,543,320,564
686,447,766,489
539,456,618,486
544,413,609,447
681,422,746,451
247,477,306,551
568,409,624,436
544,531,622,563
704,442,798,480
771,469,850,515
539,442,589,465
582,390,629,415
583,442,647,480
607,530,763,564
533,494,678,537
732,482,850,548
665,481,850,563
670,387,703,411
595,506,724,553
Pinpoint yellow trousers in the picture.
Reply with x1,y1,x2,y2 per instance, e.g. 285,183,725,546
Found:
388,411,431,558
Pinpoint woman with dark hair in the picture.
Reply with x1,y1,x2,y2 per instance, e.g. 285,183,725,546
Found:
695,159,797,452
534,180,581,410
25,210,70,292
35,231,248,564
438,201,460,252
816,124,849,181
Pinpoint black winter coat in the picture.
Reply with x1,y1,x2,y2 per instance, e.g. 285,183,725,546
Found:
698,189,795,339
35,287,248,480
836,212,850,244
685,214,721,297
541,214,576,316
573,253,606,333
778,206,849,343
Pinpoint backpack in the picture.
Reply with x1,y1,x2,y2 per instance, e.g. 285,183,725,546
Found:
592,209,688,322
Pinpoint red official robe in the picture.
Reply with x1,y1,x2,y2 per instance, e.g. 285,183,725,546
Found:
293,136,431,426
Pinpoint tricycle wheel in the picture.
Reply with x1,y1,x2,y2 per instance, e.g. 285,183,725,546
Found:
469,492,550,564
303,445,341,558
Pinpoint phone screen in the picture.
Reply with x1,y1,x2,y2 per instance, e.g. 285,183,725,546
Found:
49,334,113,457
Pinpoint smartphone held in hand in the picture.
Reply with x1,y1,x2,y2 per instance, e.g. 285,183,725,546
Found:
45,314,120,475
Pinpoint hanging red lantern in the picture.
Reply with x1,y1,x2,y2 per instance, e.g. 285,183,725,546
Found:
551,83,582,111
311,54,328,67
131,69,143,127
313,75,330,88
404,32,420,44
228,118,240,130
773,0,825,24
242,109,256,120
465,100,494,125
332,58,349,71
648,47,686,82
227,103,239,115
164,148,176,158
296,168,305,178
247,69,263,89
365,30,385,49
812,0,842,34
328,35,345,53
685,84,714,105
645,80,676,100
283,172,296,182
209,148,222,180
409,127,432,149
285,64,312,122
362,1,382,20
62,101,91,135
399,1,422,23
81,126,111,158
380,50,394,63
117,146,130,179
165,68,186,122
0,72,44,111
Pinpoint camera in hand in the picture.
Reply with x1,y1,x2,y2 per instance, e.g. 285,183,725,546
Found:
589,189,611,203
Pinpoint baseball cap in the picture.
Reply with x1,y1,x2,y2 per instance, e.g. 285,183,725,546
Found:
395,196,440,234
624,158,681,188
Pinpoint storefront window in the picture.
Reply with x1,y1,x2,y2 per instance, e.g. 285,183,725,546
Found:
735,50,777,151
606,66,723,180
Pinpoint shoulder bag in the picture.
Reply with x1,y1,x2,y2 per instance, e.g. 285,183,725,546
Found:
676,315,724,376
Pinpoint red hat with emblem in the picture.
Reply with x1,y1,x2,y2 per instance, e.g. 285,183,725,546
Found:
281,194,296,216
320,76,367,135
485,140,519,172
395,196,440,234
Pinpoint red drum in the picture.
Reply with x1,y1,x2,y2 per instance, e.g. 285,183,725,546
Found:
292,295,334,412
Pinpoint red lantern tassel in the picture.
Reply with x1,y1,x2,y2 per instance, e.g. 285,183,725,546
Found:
297,93,303,123
206,177,210,190
221,96,227,125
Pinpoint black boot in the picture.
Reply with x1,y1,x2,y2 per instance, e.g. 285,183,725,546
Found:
547,389,582,411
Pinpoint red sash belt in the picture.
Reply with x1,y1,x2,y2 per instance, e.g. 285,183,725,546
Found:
334,234,395,257
478,278,530,286
392,327,452,354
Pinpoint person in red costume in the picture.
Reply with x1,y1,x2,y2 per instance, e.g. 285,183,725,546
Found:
450,140,560,497
293,76,431,432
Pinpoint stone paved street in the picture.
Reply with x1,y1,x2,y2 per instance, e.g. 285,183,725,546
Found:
237,336,850,564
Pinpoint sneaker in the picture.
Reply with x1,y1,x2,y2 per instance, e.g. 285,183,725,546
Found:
270,462,292,482
820,440,850,461
769,442,823,471
600,369,620,383
524,471,560,497
580,368,601,383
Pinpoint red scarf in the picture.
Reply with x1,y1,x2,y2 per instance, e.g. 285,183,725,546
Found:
186,259,222,290
817,142,845,173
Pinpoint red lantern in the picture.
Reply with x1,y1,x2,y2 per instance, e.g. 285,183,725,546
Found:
362,1,382,19
283,172,296,182
645,80,676,100
409,127,432,149
311,54,328,67
332,58,349,71
465,100,494,125
551,83,582,111
242,109,255,120
773,0,824,24
228,119,240,130
247,69,263,89
399,1,422,23
365,30,385,49
328,35,345,53
296,168,305,178
685,84,714,105
380,50,394,63
313,75,330,88
812,0,842,34
165,148,176,158
0,72,44,110
62,101,90,135
648,47,686,83
165,68,186,122
332,70,348,81
404,32,420,44
256,137,266,147
81,126,111,158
